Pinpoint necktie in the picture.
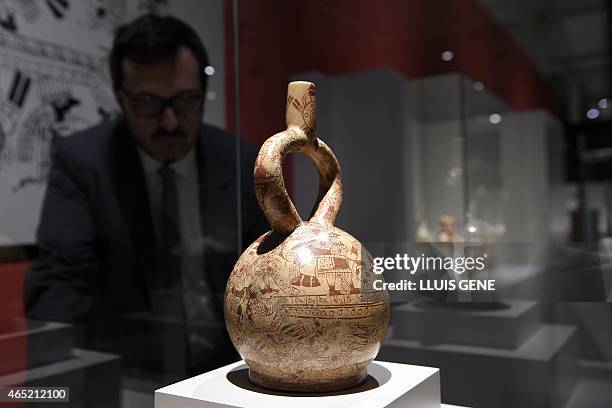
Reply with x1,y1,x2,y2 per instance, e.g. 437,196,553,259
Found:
157,164,188,376
158,164,181,288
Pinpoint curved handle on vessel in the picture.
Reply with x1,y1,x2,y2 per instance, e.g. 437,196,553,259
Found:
253,81,343,234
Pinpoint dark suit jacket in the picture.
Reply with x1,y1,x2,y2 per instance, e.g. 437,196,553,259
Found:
24,119,267,368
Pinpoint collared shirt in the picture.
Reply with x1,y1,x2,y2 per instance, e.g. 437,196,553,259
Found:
138,147,200,241
137,147,223,358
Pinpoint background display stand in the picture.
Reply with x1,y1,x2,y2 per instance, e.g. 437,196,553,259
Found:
155,360,444,408
0,320,121,408
382,301,576,408
598,238,612,301
393,298,540,349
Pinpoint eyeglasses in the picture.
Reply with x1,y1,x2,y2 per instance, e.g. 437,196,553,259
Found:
120,89,203,118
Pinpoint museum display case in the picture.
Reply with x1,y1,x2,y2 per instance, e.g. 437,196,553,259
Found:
0,1,611,407
229,2,612,407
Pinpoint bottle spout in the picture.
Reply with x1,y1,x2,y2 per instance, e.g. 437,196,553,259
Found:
286,81,316,138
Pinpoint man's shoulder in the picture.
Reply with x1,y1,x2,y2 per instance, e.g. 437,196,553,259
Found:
201,123,259,161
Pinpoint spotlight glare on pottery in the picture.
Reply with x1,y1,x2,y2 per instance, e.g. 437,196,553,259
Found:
224,81,390,392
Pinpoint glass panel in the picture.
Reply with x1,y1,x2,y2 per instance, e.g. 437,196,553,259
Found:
233,1,612,407
1,0,610,406
0,2,239,406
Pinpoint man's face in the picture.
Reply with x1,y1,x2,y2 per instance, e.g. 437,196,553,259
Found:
116,47,204,163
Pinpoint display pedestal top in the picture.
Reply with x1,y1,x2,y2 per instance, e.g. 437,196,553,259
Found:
155,360,441,408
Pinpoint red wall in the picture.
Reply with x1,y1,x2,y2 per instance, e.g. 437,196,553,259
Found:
226,0,555,147
0,261,29,407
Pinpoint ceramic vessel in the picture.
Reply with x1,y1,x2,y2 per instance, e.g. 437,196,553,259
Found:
224,81,390,392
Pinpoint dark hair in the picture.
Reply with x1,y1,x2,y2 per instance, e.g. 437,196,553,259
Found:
109,14,209,90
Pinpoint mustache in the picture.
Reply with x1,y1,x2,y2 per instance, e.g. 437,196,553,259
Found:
151,129,187,140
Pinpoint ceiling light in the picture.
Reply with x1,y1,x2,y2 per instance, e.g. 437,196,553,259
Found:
599,98,608,109
441,51,454,61
489,113,502,124
587,108,600,119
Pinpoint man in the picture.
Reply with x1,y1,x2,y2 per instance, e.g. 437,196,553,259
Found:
24,14,267,375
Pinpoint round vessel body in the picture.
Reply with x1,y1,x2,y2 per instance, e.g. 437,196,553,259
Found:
224,221,390,392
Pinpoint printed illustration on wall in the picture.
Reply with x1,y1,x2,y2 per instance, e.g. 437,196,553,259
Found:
0,0,176,243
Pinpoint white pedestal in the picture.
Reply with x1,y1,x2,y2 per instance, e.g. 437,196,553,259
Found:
155,360,441,408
